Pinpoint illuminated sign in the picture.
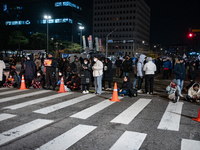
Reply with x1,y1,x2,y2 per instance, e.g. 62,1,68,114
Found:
55,1,81,10
5,20,30,26
3,4,7,11
40,18,73,24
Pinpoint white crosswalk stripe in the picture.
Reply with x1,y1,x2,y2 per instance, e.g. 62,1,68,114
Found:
70,97,123,119
0,88,11,91
0,119,54,146
36,124,97,150
33,94,96,114
3,92,73,110
0,90,51,104
157,102,184,131
110,131,147,150
0,89,29,96
110,98,152,124
181,139,200,150
0,113,16,122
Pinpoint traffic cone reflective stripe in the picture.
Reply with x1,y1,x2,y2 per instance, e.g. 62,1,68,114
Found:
192,107,200,122
110,82,121,102
58,77,66,93
19,75,27,90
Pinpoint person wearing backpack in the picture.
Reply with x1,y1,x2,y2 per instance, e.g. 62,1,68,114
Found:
186,61,197,91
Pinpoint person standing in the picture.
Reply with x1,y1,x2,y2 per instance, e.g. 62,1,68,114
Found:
0,56,6,88
72,57,81,76
34,53,42,71
24,55,36,88
92,56,103,95
119,57,125,78
102,58,113,90
122,55,132,77
44,53,57,90
174,58,186,97
115,57,122,77
137,54,146,93
186,61,197,90
162,58,170,79
143,57,157,94
156,58,161,74
80,59,91,94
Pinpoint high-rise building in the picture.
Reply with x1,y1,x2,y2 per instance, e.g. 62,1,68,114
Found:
0,0,93,44
93,0,150,56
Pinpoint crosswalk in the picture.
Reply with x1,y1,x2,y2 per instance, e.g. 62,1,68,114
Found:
0,88,199,149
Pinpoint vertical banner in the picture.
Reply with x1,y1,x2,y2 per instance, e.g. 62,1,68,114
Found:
95,37,99,51
99,39,102,52
87,35,93,50
82,35,86,50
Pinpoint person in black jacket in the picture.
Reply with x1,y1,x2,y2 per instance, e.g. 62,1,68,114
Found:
118,76,133,96
186,61,197,90
80,58,91,94
122,56,132,77
102,58,113,90
32,70,45,89
24,55,36,88
44,53,57,90
115,57,122,77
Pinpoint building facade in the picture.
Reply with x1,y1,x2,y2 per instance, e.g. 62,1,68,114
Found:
93,0,150,56
0,0,93,44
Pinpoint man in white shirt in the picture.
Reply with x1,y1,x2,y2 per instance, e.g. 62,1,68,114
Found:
92,56,103,95
143,57,157,94
0,56,6,87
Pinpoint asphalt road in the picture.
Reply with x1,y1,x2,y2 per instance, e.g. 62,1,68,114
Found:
0,88,199,150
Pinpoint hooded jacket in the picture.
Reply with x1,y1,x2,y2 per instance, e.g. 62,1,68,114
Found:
137,54,146,77
121,77,133,91
166,79,181,95
188,83,200,98
143,60,157,75
24,55,36,80
92,60,103,77
174,62,186,80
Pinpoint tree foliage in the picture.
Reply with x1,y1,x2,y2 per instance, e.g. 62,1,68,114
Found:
29,32,46,50
8,31,29,51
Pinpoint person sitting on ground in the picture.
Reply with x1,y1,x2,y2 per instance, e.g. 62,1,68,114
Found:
3,72,19,88
166,79,181,103
57,71,65,86
66,73,81,91
32,70,45,89
118,76,133,96
186,83,200,103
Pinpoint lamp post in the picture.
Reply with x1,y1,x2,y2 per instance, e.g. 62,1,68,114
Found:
79,26,84,46
44,15,51,54
106,28,118,57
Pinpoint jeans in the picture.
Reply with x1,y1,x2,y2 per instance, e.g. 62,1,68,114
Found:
94,75,102,94
117,89,128,96
133,74,137,87
123,72,129,77
82,84,89,91
176,79,184,91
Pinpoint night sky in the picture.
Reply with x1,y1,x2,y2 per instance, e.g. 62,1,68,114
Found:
144,0,200,45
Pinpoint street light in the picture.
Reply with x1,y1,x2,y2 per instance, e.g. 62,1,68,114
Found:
44,15,51,54
79,26,84,46
106,28,118,57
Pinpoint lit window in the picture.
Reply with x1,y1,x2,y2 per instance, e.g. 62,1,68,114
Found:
55,2,62,7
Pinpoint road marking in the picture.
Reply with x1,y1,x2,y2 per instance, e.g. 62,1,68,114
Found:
36,124,97,150
0,119,53,146
0,113,16,122
33,94,96,114
110,131,147,150
3,92,73,110
70,98,122,119
157,102,184,131
0,89,28,96
0,90,51,103
110,98,152,124
0,88,11,91
181,139,200,150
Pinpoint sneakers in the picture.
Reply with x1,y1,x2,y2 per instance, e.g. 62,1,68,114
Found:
146,92,149,95
106,88,112,91
137,89,143,93
102,87,105,90
82,90,89,94
173,96,180,103
82,91,86,94
180,94,184,97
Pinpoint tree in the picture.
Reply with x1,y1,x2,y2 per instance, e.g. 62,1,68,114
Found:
65,43,82,53
8,31,29,52
29,32,46,50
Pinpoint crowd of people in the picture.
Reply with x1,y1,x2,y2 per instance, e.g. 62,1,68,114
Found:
0,53,200,104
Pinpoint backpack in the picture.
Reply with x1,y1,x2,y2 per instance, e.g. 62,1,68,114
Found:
128,89,138,97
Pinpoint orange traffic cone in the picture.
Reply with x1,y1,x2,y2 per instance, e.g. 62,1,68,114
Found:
19,75,27,90
192,107,200,122
58,77,66,93
110,82,121,102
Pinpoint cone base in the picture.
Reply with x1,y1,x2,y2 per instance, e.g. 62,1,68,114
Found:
58,91,66,93
19,88,27,90
192,118,200,122
110,98,121,102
